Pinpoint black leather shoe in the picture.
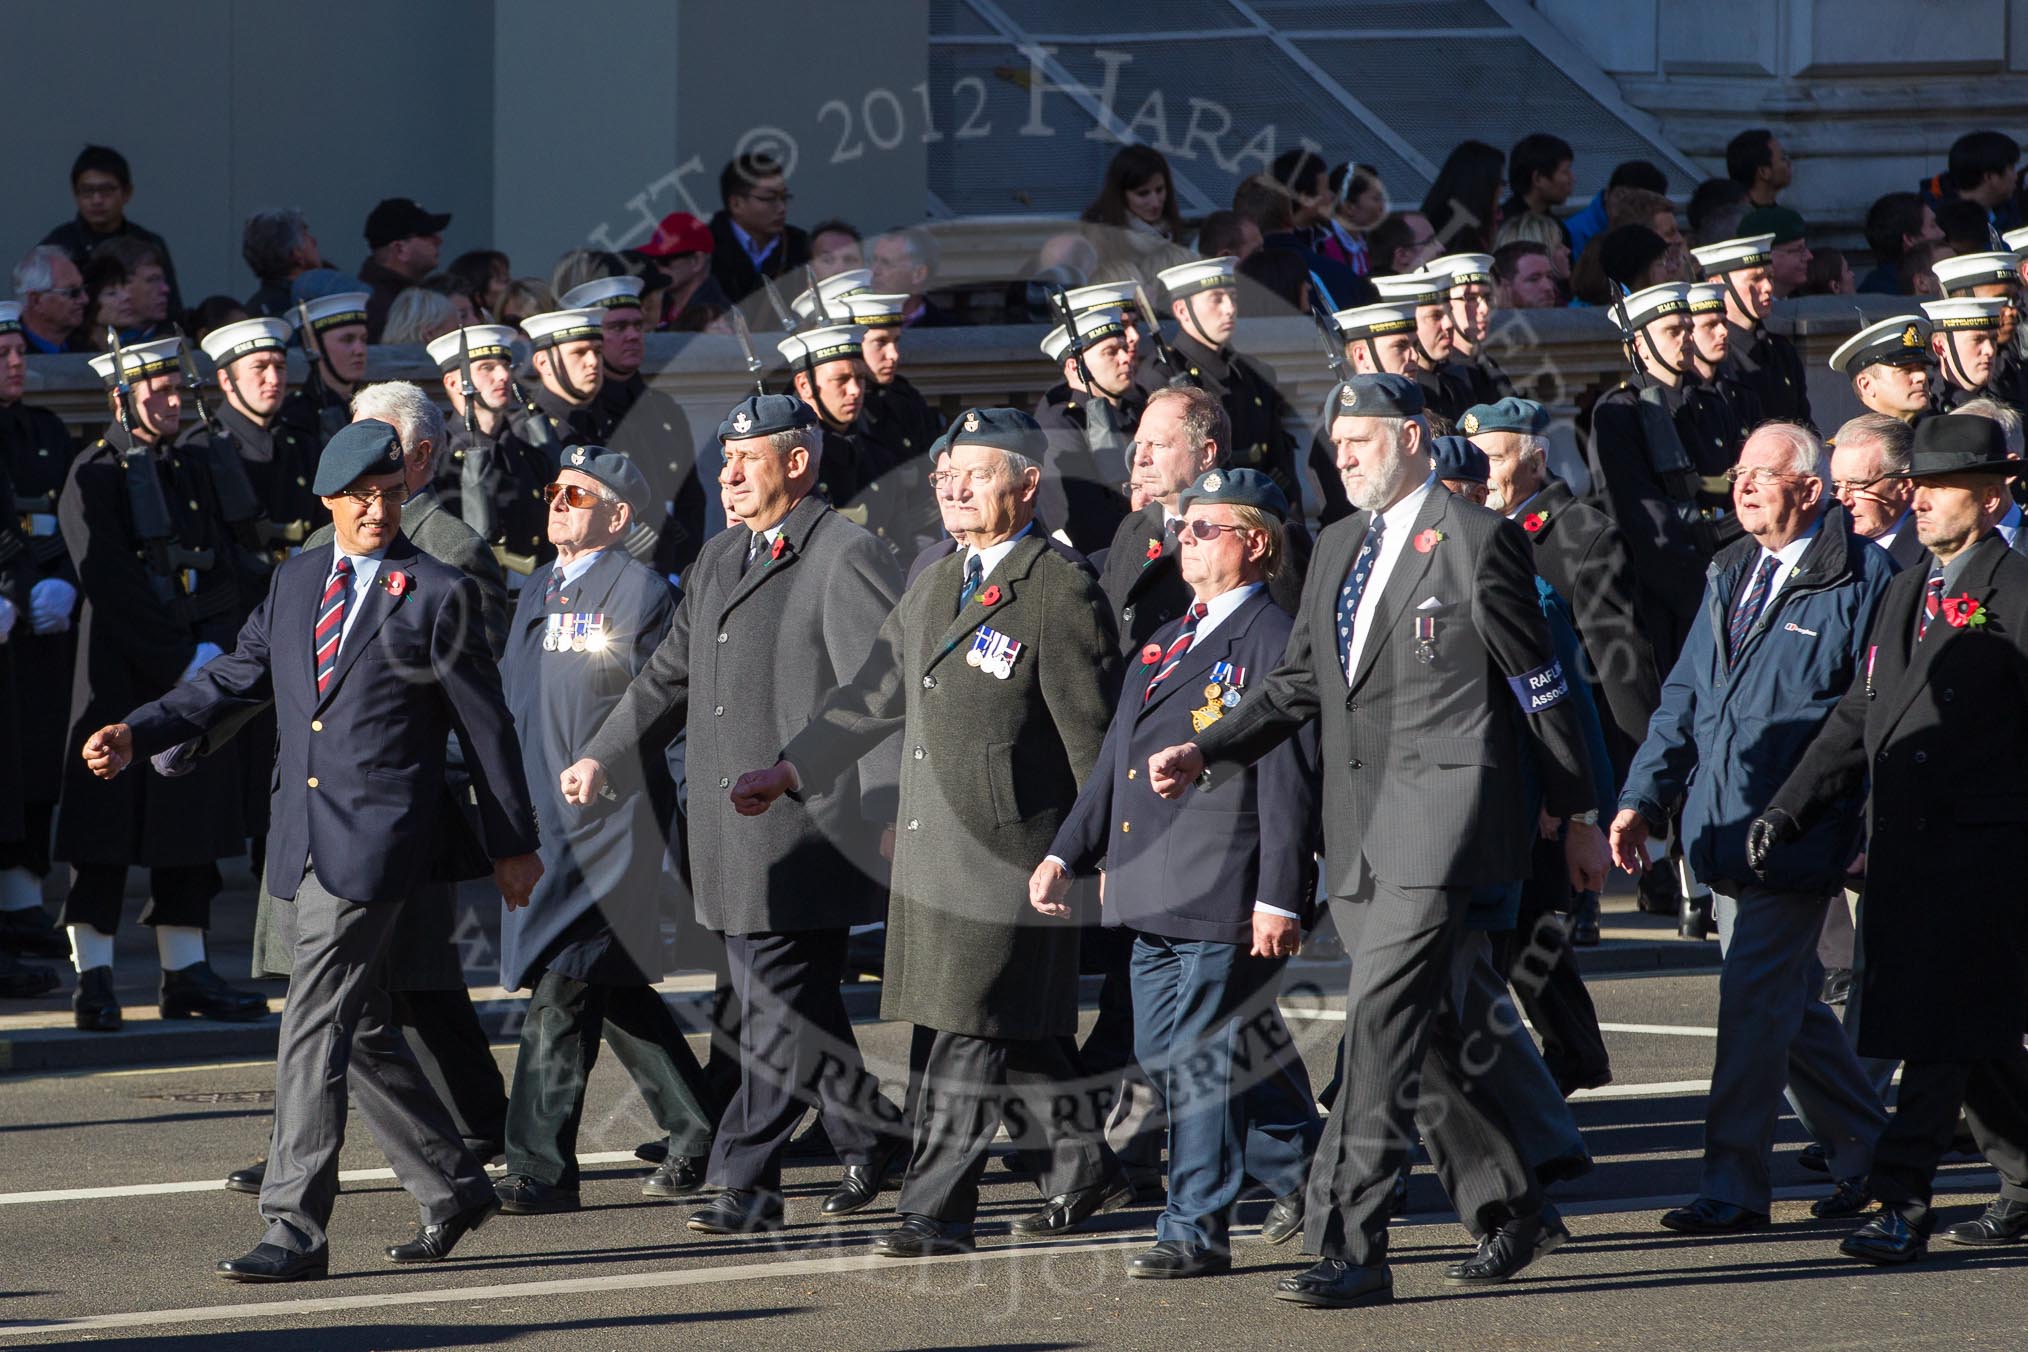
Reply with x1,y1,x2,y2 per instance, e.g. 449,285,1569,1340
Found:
1841,1209,1928,1265
0,907,68,960
224,1159,266,1195
1820,967,1855,1006
1445,1222,1544,1285
1537,1203,1572,1255
1811,1177,1872,1219
1944,1198,2028,1246
634,1138,669,1164
642,1155,710,1200
494,1175,581,1214
1259,1188,1305,1245
160,961,269,1022
1272,1258,1393,1308
875,1213,974,1257
386,1196,499,1262
1570,892,1602,947
1128,1239,1230,1279
1660,1197,1769,1234
1678,892,1712,940
216,1243,328,1283
1636,865,1680,916
0,952,60,998
1010,1175,1134,1236
686,1188,784,1235
823,1138,907,1217
73,965,121,1032
1797,1142,1830,1174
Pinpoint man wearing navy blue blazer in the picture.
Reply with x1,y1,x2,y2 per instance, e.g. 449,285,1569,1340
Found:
81,419,541,1283
1037,467,1322,1279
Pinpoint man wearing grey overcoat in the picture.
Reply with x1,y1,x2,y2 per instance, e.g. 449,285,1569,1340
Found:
1149,375,1598,1309
733,407,1127,1259
562,393,906,1236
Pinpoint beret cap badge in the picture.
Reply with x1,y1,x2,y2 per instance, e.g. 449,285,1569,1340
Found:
964,411,981,432
731,410,753,433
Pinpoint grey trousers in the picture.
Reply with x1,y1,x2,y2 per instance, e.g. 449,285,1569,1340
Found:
1449,931,1587,1178
1705,888,1888,1210
261,868,493,1255
1305,883,1541,1265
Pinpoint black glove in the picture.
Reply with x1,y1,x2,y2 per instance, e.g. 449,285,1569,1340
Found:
1746,808,1800,878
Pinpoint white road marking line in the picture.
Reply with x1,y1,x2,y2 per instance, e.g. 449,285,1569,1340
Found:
1282,1008,1721,1038
0,1172,2000,1340
0,1151,645,1207
1567,1078,1710,1099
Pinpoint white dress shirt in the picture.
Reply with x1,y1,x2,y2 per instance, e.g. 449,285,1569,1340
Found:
1747,518,1820,613
324,541,389,654
965,521,1034,579
1342,472,1437,680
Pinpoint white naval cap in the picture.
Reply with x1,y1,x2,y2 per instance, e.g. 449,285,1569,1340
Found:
1690,234,1775,277
1685,283,1728,314
1040,309,1128,363
290,291,371,335
777,323,866,368
1156,255,1238,299
791,269,873,321
1427,253,1495,289
560,275,645,311
0,301,21,335
1828,315,1933,376
1063,280,1140,315
425,324,522,372
1932,251,2020,295
200,317,292,367
1370,269,1450,306
1329,301,1418,339
520,308,606,350
1614,282,1692,330
2004,226,2028,256
88,335,184,386
1921,296,2011,332
838,292,909,327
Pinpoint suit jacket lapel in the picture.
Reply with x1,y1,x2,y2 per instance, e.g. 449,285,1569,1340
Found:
1349,488,1448,694
719,495,822,621
1122,506,1175,600
1878,532,2006,734
317,536,418,712
1136,590,1261,722
923,534,1046,679
286,543,328,702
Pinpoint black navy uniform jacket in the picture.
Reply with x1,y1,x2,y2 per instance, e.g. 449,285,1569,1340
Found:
275,369,352,455
55,425,252,869
1196,487,1592,896
1,396,77,803
1136,332,1302,504
1769,531,2028,1061
1034,381,1140,556
1722,321,1813,429
124,533,539,908
1097,502,1311,655
499,548,677,991
1050,588,1320,946
1443,351,1515,409
597,371,709,580
215,400,328,548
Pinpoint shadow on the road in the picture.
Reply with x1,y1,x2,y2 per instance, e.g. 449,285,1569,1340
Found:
0,1107,270,1135
0,1308,809,1349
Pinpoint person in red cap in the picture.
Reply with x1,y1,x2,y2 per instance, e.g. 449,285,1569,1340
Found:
359,197,452,341
635,212,730,332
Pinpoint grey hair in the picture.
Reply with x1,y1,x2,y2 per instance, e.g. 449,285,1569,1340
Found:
1361,413,1430,451
379,288,457,347
241,208,310,282
981,445,1037,477
11,244,72,295
1831,413,1913,474
1956,397,2025,458
880,225,940,276
1516,432,1551,464
351,381,446,454
768,423,822,471
1746,420,1829,480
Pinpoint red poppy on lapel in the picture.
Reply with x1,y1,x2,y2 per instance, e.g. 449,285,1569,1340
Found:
1144,538,1162,562
1941,594,1989,629
1413,528,1444,553
1139,643,1163,665
979,584,1002,607
380,570,411,597
1521,512,1547,535
769,536,788,562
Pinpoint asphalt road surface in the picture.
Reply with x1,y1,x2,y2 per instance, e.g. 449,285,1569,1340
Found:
1,969,2022,1350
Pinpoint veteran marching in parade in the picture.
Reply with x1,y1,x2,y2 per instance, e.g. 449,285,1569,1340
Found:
6,113,2028,1342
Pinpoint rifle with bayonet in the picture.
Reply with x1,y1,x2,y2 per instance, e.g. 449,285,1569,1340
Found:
760,273,801,334
728,307,768,395
293,301,350,445
107,326,211,627
1048,284,1133,500
175,332,279,570
454,326,500,544
1607,288,1742,558
1132,282,1190,389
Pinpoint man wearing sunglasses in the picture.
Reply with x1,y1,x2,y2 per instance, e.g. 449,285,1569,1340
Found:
493,448,721,1216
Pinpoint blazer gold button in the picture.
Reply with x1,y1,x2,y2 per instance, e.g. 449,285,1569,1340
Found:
718,776,730,788
923,675,937,689
311,720,322,732
1127,768,1136,779
714,705,724,716
307,777,319,788
1121,821,1131,832
908,819,919,830
913,747,925,759
717,633,728,643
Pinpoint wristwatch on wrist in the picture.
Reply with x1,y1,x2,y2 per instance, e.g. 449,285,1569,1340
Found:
1569,810,1600,827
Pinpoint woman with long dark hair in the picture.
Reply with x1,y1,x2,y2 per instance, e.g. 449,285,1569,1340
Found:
1422,140,1506,254
1082,143,1186,242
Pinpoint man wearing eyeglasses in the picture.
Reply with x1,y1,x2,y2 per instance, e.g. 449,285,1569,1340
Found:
83,417,540,1282
708,153,811,304
492,448,721,1216
9,246,86,354
1611,422,1893,1238
1831,414,1924,569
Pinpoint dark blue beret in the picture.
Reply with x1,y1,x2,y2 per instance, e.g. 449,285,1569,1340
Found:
1327,373,1424,419
949,406,1046,458
718,393,817,443
1432,435,1490,484
1460,397,1549,436
312,418,406,495
559,444,652,514
1177,466,1290,519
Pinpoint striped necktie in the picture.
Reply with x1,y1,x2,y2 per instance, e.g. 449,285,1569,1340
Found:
1916,570,1945,643
314,558,353,695
1728,554,1777,661
544,565,565,606
1145,602,1207,701
1338,516,1385,680
958,553,984,613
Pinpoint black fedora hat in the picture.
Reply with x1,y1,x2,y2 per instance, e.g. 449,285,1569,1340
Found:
1896,414,2022,480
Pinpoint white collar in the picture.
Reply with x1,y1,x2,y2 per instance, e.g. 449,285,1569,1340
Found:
965,521,1034,578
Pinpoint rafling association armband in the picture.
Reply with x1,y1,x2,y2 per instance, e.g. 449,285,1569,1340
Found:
1507,659,1569,713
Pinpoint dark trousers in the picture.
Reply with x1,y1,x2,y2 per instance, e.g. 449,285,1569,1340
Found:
899,1027,1114,1225
1131,934,1319,1248
61,862,221,935
1870,1047,2028,1228
1306,883,1542,1265
0,802,54,875
263,868,492,1255
709,928,896,1192
504,969,720,1187
391,986,509,1156
1081,926,1164,1176
1502,839,1610,1089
